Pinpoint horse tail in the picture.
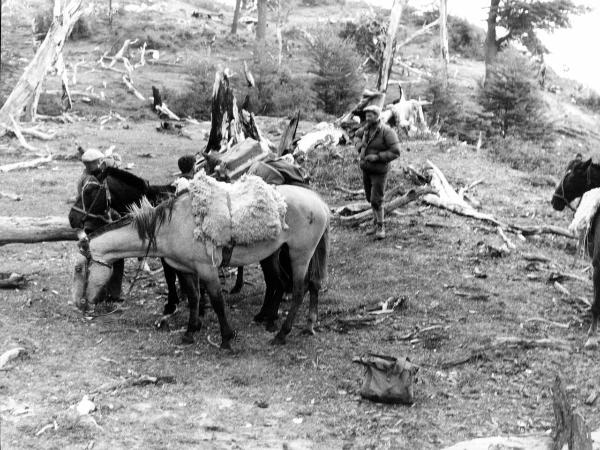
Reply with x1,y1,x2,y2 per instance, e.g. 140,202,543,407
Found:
308,224,329,291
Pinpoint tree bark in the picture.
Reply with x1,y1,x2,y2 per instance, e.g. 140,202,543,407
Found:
439,0,449,90
256,0,267,41
484,0,500,86
0,0,84,134
231,0,242,35
0,216,78,246
376,0,406,93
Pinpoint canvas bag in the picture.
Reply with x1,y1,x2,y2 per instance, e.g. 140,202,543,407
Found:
353,354,418,404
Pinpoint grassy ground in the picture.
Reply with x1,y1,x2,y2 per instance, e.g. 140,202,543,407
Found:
3,0,600,449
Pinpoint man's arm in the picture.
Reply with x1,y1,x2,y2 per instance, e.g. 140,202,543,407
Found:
376,127,401,163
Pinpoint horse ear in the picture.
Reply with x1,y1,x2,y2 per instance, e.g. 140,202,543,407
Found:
575,153,583,160
584,158,593,168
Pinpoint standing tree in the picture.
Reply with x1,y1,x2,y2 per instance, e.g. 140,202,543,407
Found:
256,0,268,41
484,0,586,84
231,0,243,35
439,0,449,89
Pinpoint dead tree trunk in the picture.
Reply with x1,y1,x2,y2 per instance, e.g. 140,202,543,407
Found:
0,0,84,135
439,0,449,89
553,375,592,450
256,0,268,41
0,216,78,246
376,0,406,94
231,0,242,35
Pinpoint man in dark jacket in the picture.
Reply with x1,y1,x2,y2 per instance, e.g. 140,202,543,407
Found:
77,149,124,302
355,105,401,239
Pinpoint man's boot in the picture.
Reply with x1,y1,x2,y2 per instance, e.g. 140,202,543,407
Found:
365,207,377,236
375,207,386,240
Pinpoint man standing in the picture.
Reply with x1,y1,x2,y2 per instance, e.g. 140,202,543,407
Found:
77,149,124,302
356,105,401,240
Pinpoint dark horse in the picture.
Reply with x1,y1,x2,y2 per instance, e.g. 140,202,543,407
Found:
95,167,199,316
552,154,600,348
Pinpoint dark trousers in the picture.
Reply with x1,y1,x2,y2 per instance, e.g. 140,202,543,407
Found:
106,259,125,299
362,170,387,209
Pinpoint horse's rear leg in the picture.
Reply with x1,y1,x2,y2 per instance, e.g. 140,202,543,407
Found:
303,283,318,336
230,267,244,294
204,274,236,350
162,259,179,315
271,261,309,345
585,264,600,349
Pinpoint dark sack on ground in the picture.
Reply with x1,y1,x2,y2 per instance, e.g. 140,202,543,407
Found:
353,354,418,404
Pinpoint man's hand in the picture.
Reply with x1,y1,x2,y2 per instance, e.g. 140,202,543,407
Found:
364,154,379,162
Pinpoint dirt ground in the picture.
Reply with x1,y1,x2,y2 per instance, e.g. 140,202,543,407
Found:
3,0,600,449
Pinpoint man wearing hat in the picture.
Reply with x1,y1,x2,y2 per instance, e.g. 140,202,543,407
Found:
75,149,125,302
355,105,401,240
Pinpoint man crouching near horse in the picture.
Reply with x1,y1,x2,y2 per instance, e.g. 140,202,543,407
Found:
355,105,401,240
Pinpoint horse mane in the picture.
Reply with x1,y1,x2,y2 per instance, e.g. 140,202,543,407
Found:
87,216,133,240
103,167,149,193
128,196,178,249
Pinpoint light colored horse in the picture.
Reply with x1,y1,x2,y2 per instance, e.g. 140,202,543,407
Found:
72,186,330,349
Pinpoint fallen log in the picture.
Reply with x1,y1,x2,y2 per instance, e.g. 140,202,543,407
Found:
0,272,27,289
0,216,78,246
0,191,22,201
509,224,575,239
0,154,53,173
339,187,434,226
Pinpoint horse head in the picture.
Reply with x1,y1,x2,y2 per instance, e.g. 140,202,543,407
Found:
72,231,113,312
551,154,592,211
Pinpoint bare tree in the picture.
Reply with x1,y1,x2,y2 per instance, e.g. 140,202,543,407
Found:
256,0,267,41
231,0,242,35
439,0,449,89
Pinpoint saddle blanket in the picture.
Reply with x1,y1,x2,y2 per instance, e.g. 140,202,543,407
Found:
188,172,288,249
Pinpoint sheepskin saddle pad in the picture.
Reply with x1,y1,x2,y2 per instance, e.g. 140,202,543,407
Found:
569,187,600,248
188,172,288,248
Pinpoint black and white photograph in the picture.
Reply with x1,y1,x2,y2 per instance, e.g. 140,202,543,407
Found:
1,0,599,448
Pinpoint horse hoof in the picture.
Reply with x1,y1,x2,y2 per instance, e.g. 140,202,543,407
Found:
584,337,599,350
270,335,286,346
220,340,233,350
155,317,170,331
181,333,195,345
163,304,177,316
253,313,266,323
265,322,278,333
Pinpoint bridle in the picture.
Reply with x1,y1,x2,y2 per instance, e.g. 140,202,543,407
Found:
553,165,592,213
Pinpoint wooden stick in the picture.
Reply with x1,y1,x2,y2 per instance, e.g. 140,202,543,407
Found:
497,227,516,250
6,116,39,152
522,317,570,329
339,187,434,226
0,191,21,201
396,17,440,49
122,75,145,101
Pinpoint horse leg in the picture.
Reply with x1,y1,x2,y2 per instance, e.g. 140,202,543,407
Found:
230,266,245,294
179,273,201,344
303,282,318,336
271,259,309,346
204,273,236,350
585,264,600,349
162,259,179,315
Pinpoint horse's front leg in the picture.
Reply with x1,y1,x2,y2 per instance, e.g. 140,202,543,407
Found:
585,264,600,349
230,266,245,294
204,271,236,350
179,273,202,344
162,259,179,315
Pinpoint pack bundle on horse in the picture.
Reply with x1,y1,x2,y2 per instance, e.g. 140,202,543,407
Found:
72,174,330,348
69,166,199,315
552,154,600,348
